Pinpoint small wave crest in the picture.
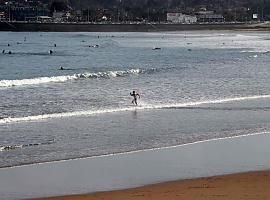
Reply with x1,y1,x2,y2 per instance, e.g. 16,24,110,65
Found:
0,140,55,152
0,145,23,151
76,68,142,79
0,68,143,87
241,50,270,53
1,95,270,124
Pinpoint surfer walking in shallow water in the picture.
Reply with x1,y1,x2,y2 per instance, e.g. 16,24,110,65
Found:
130,90,140,106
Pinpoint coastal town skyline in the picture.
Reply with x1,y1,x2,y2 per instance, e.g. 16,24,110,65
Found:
0,0,269,22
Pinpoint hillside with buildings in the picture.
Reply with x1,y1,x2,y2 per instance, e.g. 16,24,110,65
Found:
0,0,269,23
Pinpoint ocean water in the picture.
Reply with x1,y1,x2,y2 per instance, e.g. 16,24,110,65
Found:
1,31,270,168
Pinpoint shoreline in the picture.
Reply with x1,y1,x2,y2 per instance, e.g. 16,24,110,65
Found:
1,130,267,170
36,169,270,200
1,21,270,32
1,132,270,200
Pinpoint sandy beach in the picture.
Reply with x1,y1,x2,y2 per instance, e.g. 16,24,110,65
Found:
37,170,270,200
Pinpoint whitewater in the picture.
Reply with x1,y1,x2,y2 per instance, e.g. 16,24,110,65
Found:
1,94,270,124
1,31,270,168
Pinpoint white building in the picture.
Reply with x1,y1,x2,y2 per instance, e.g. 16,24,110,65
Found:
167,13,197,24
53,11,65,21
37,16,52,22
195,11,224,22
0,11,5,21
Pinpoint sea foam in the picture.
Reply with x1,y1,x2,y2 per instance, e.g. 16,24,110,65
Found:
0,95,269,124
0,140,55,152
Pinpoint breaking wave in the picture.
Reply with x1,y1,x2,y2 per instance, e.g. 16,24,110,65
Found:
1,95,270,124
0,68,143,87
0,75,76,87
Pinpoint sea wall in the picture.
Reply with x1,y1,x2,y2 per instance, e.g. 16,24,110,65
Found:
0,21,261,32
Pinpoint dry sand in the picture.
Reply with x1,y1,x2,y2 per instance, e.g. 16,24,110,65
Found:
37,170,270,200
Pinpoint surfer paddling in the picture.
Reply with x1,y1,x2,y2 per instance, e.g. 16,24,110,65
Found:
130,90,140,106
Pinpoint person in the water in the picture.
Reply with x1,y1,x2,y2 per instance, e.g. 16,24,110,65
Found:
130,90,140,105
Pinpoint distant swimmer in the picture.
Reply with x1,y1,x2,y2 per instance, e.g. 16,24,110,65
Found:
49,50,53,54
54,44,57,47
130,90,140,106
7,43,10,47
89,44,99,48
2,50,5,54
8,51,12,54
58,66,74,71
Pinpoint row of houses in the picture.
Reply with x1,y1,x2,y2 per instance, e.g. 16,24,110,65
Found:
0,1,224,23
167,11,224,24
47,10,225,23
0,11,225,23
0,1,49,21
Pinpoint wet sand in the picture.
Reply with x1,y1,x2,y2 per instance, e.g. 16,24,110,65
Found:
37,170,270,200
2,132,270,200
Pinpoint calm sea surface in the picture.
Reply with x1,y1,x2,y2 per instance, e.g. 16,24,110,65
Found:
1,31,270,168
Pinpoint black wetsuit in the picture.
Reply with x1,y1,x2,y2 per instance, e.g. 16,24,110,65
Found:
130,92,139,105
